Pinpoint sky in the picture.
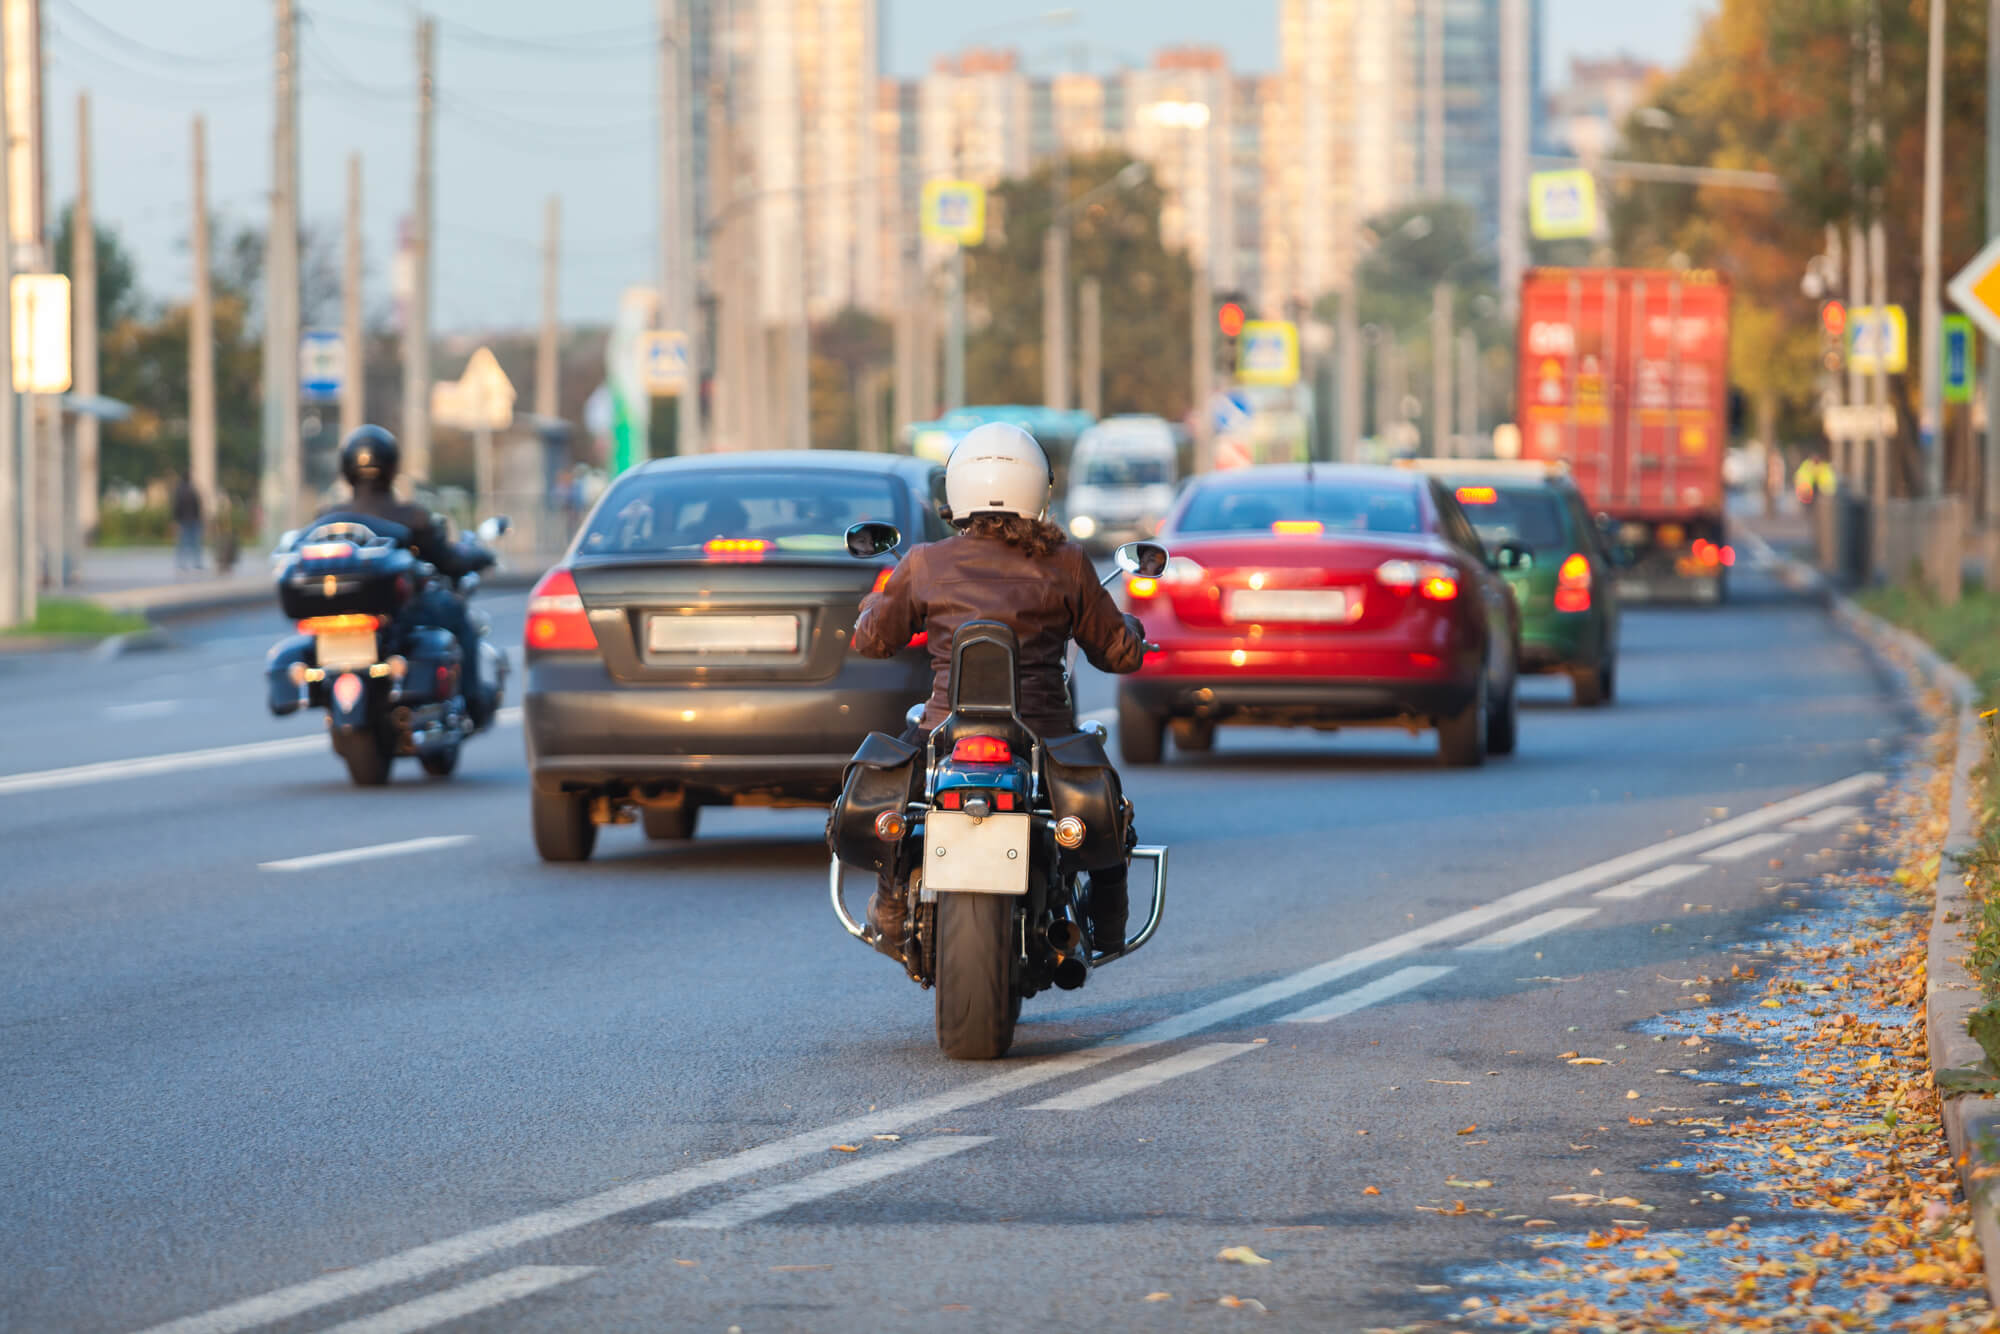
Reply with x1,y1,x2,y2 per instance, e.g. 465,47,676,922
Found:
41,0,1707,338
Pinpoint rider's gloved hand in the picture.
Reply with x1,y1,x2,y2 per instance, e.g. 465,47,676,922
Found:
1122,612,1147,642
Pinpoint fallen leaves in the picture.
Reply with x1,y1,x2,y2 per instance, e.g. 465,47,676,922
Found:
1567,1056,1610,1066
1362,1186,1381,1196
830,1144,860,1153
1216,1246,1271,1266
1457,1124,1478,1135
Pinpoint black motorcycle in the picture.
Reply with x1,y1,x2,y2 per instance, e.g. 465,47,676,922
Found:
264,513,511,786
829,522,1170,1059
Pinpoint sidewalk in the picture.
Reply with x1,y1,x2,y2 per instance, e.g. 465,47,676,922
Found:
61,546,271,618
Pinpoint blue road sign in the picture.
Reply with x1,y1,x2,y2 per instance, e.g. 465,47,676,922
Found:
1943,314,1975,406
299,329,343,404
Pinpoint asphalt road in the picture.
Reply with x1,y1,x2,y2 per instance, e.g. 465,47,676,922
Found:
1,555,1907,1332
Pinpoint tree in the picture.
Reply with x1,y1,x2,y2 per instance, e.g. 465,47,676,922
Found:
53,204,141,333
963,151,1194,419
810,306,893,450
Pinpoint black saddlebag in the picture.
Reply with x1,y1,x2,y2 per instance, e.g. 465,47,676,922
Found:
1043,730,1129,869
828,731,921,874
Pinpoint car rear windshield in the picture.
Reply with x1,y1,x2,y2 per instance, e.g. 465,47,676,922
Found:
1079,456,1171,487
1454,486,1569,549
1175,481,1423,535
579,469,904,555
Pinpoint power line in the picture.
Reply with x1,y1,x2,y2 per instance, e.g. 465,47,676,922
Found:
46,28,266,99
49,0,266,69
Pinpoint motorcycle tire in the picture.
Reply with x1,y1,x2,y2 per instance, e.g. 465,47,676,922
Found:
532,789,597,862
933,892,1016,1060
419,743,460,778
333,726,394,787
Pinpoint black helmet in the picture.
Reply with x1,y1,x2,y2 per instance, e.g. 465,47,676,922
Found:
340,426,400,490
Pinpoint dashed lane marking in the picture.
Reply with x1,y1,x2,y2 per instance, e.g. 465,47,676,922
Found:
1702,831,1789,863
655,1137,991,1230
1026,1043,1259,1111
127,768,1882,1334
260,835,475,872
103,700,183,721
1595,863,1710,901
1458,907,1600,952
315,1267,596,1334
1787,803,1861,833
1278,965,1455,1024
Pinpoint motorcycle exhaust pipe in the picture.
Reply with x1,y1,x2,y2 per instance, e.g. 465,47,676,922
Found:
1045,917,1089,990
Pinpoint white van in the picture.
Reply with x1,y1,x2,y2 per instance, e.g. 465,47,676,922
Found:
1062,416,1180,552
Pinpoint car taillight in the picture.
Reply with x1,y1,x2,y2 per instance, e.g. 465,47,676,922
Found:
705,538,770,560
1377,559,1459,600
872,569,892,594
526,568,598,651
1555,552,1591,613
1162,556,1206,586
1454,486,1497,505
1720,544,1736,567
1126,575,1159,599
1691,538,1720,567
950,736,1011,764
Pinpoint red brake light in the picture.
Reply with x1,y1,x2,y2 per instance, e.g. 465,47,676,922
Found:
950,736,1012,765
705,538,770,560
1720,544,1736,567
1558,553,1590,587
872,569,893,594
1377,559,1458,599
298,613,380,635
1554,587,1591,613
1127,575,1160,599
526,568,598,651
1419,574,1458,601
1455,486,1498,505
908,631,929,649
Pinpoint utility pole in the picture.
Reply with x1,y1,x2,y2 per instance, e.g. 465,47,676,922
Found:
1987,0,2000,528
1917,0,1946,497
538,194,559,420
0,38,17,627
190,116,216,526
341,152,363,438
1042,226,1068,411
1424,0,1444,197
1457,327,1479,454
402,17,434,489
73,93,97,541
945,247,966,411
1336,288,1359,461
1868,0,1889,519
1430,282,1453,457
1191,261,1213,473
1078,275,1101,419
1497,0,1528,320
659,0,700,453
893,238,918,433
261,0,300,539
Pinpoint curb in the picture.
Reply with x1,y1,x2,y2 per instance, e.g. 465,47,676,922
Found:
1767,539,2000,1304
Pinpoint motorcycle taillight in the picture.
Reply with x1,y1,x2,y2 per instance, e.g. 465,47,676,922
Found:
950,736,1011,765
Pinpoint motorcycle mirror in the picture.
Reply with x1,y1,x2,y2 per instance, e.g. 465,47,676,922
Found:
273,528,301,554
476,515,512,542
458,571,482,598
1114,541,1169,578
845,521,902,559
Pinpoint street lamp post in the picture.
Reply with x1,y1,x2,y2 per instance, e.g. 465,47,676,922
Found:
1044,161,1147,414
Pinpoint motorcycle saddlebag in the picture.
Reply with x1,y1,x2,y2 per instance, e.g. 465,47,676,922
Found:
1042,730,1128,868
265,633,314,715
397,624,463,705
828,731,920,875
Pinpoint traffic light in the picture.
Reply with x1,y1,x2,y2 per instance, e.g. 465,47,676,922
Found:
1819,300,1845,374
1215,291,1248,379
1218,301,1246,339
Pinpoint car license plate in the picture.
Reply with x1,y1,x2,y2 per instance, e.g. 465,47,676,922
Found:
1224,589,1350,623
647,613,800,654
923,811,1029,894
315,627,377,671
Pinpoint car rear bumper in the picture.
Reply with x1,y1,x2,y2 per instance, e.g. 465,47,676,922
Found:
1124,675,1477,726
1519,614,1606,671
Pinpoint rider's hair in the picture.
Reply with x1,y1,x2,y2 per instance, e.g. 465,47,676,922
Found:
960,512,1067,558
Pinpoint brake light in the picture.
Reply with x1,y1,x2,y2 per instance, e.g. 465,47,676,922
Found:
908,631,929,648
299,541,357,560
872,569,892,594
1419,574,1458,601
1720,544,1736,567
526,568,598,651
705,538,770,560
1272,520,1324,537
1455,486,1498,505
1691,538,1720,567
1376,559,1459,600
297,613,380,634
950,736,1012,765
1555,551,1591,613
1127,575,1160,599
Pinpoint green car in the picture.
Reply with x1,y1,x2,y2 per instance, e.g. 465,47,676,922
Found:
1409,463,1620,706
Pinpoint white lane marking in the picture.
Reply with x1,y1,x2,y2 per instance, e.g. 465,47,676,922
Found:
656,1137,991,1230
1459,907,1600,952
315,1267,596,1334
131,768,1882,1334
1027,1043,1259,1111
1595,863,1709,901
1787,803,1861,833
1279,965,1455,1025
0,707,521,799
1703,831,1789,863
104,699,183,721
260,835,475,873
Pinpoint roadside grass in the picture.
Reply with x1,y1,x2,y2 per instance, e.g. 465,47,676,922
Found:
0,598,148,638
1856,583,2000,706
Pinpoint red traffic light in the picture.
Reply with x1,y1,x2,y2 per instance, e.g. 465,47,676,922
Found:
1217,302,1246,338
1820,300,1847,338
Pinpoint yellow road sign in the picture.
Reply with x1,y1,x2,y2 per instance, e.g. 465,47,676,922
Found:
1235,320,1299,387
920,180,986,247
1948,236,2000,346
432,346,515,431
11,273,70,393
1847,305,1908,375
1528,169,1598,241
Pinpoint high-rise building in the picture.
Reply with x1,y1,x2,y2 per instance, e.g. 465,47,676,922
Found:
1123,47,1236,290
1545,56,1659,163
918,49,1033,187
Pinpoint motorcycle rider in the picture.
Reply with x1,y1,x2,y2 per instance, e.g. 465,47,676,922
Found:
851,422,1147,955
318,425,495,726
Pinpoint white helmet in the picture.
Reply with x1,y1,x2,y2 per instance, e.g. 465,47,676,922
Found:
945,423,1053,523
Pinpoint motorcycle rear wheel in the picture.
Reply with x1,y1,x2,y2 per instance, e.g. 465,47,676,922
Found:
333,726,394,786
933,893,1017,1060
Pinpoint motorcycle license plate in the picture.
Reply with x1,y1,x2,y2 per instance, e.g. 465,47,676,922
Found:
316,627,377,671
1224,589,1350,623
923,811,1030,894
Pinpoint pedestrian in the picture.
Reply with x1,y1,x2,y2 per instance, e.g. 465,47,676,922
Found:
211,492,240,575
171,473,204,571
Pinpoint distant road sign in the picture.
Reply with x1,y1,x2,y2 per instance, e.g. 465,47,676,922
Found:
1528,169,1598,241
1949,237,2000,345
1822,403,1897,441
1235,320,1299,387
921,180,987,247
1943,315,1975,404
299,329,343,404
432,346,515,431
637,330,690,395
11,273,70,394
1846,305,1908,375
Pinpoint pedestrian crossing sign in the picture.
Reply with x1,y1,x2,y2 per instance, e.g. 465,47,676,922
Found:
1529,169,1598,241
921,180,986,247
1236,320,1299,387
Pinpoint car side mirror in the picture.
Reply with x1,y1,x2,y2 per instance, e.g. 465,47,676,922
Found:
846,521,902,558
476,515,512,542
1115,541,1169,578
1490,542,1534,572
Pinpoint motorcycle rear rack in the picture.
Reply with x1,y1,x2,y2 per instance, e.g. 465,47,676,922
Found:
829,843,1167,966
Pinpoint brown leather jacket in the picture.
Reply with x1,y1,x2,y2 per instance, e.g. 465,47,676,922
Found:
851,532,1145,736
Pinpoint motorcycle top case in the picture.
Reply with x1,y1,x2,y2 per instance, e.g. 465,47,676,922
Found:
277,545,419,621
828,731,920,875
1042,730,1129,868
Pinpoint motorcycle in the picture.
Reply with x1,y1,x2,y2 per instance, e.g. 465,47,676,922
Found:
828,522,1170,1059
264,513,512,786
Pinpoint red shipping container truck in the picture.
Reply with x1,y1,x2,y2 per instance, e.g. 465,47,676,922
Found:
1515,268,1734,603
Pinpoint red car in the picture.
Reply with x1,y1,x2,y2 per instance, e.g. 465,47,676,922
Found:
1116,464,1526,767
